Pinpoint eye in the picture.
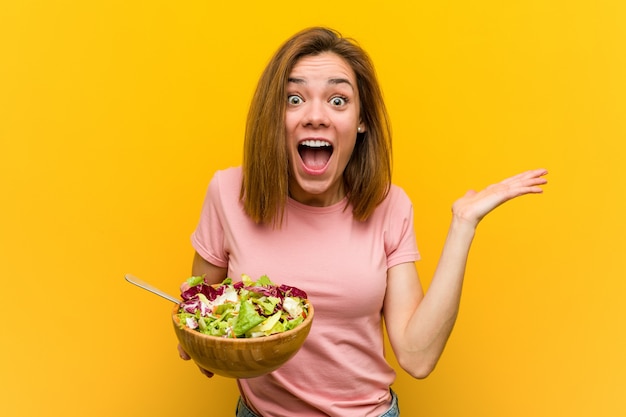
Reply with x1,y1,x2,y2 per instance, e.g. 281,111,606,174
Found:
287,95,303,105
330,96,348,106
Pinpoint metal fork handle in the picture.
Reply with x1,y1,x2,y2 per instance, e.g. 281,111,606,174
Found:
124,274,180,304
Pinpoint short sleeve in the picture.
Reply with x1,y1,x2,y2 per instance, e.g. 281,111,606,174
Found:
190,172,229,268
383,186,421,268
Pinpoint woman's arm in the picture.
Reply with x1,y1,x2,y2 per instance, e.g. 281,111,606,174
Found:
191,251,228,284
383,169,548,379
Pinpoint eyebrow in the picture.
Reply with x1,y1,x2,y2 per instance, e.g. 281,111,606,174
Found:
287,77,355,90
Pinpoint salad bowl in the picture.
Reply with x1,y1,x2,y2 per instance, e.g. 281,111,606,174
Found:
172,300,314,379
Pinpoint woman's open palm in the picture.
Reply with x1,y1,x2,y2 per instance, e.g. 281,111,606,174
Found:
452,168,548,227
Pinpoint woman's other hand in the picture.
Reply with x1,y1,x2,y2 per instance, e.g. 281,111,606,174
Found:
451,168,548,228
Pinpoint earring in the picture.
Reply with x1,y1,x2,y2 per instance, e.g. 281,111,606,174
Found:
357,126,362,133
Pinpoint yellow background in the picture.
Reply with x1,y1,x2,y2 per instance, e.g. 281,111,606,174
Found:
1,1,625,416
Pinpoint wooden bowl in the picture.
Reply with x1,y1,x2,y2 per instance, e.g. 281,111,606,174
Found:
172,301,314,379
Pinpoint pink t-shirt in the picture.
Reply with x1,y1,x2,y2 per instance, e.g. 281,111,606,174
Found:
191,167,420,416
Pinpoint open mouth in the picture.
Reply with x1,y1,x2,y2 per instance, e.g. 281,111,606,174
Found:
298,139,333,171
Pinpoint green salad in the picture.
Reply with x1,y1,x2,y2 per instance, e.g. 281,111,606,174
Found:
176,274,309,338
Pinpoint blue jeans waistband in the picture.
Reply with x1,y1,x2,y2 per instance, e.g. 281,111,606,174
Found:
236,389,399,417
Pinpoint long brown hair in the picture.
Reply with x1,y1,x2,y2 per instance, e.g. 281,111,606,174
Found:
241,27,392,226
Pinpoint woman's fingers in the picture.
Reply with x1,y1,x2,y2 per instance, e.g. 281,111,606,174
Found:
500,168,548,187
177,344,191,360
198,367,215,378
177,344,214,378
498,168,548,197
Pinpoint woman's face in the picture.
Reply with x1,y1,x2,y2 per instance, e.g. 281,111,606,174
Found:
285,52,364,207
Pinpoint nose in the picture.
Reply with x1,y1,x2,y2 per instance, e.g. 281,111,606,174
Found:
302,100,330,128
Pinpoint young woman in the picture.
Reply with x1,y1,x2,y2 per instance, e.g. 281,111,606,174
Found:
179,27,548,417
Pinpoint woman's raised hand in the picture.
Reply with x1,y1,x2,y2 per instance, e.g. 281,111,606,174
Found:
451,168,548,228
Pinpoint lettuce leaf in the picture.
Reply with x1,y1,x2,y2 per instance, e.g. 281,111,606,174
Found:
233,300,265,336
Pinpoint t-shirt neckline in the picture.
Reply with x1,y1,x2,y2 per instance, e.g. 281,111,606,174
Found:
286,196,350,214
